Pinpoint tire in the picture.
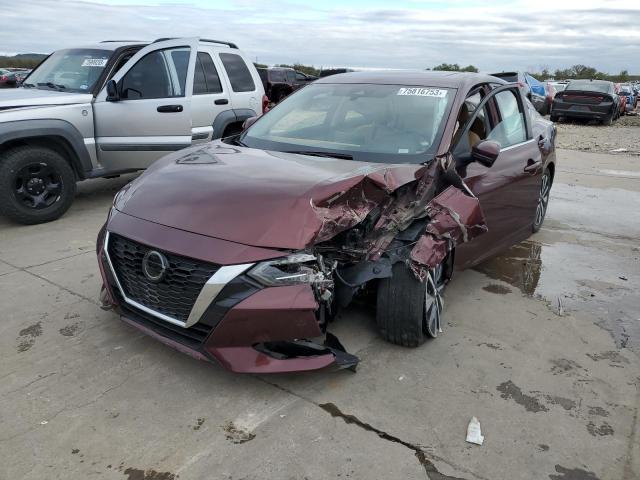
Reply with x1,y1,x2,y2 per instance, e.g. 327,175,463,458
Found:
0,146,76,225
550,114,558,122
533,169,552,233
376,257,450,347
602,112,613,126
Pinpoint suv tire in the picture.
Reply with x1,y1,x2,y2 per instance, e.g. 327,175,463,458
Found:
376,259,449,347
0,146,76,225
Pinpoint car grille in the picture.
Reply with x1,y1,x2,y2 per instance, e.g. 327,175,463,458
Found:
107,233,220,324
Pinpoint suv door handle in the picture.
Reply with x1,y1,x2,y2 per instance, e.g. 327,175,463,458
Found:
524,158,541,173
157,105,183,113
214,99,229,105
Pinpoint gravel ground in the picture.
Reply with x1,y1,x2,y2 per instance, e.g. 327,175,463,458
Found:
554,113,640,155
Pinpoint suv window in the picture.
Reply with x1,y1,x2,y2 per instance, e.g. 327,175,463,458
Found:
295,72,306,81
286,70,296,82
193,52,223,95
121,47,190,100
270,70,285,82
220,53,255,92
488,89,527,147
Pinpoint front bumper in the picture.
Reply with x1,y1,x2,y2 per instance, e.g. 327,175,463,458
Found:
97,211,357,373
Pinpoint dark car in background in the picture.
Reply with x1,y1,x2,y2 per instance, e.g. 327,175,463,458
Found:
0,68,17,88
551,79,618,124
97,71,556,373
491,71,548,114
258,67,316,103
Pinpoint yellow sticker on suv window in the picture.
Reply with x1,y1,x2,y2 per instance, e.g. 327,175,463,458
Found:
397,88,447,97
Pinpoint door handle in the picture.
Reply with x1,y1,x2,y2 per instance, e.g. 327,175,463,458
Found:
214,99,229,105
157,104,183,113
524,159,541,174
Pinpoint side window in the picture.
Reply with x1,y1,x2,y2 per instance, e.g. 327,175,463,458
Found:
121,47,190,99
286,70,296,82
219,53,255,92
295,72,306,81
452,90,490,150
193,52,223,95
487,89,527,147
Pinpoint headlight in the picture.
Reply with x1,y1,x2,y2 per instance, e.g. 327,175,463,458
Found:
248,253,330,287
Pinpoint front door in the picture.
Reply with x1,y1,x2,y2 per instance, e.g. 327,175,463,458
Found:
93,38,198,171
453,85,542,268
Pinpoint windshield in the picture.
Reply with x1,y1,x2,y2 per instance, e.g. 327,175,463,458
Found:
566,80,610,94
241,83,455,163
22,48,112,93
620,86,632,94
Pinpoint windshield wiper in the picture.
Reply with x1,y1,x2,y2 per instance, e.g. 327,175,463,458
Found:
284,150,353,160
37,82,66,91
21,82,35,88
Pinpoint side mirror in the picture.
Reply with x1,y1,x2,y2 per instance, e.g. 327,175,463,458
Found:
106,79,120,102
242,116,259,131
471,140,500,168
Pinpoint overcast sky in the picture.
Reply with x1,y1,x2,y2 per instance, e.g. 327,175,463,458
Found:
1,0,639,73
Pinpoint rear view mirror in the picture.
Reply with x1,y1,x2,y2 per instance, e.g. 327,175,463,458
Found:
242,116,259,131
472,140,500,167
106,79,120,102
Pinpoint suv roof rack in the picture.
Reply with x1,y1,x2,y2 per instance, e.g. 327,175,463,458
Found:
153,37,238,49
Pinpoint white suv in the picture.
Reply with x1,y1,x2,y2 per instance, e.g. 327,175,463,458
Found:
0,37,267,224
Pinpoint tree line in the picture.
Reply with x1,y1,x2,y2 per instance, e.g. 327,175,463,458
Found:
255,62,639,82
3,54,638,83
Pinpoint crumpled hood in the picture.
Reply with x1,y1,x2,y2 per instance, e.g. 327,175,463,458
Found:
114,141,428,250
0,88,93,110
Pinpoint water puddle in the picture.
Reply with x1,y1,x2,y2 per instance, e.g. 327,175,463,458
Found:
474,239,639,353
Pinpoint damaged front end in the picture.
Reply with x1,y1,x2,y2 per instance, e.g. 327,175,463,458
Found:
271,155,488,370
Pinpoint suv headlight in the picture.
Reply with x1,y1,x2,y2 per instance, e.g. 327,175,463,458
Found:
248,253,330,287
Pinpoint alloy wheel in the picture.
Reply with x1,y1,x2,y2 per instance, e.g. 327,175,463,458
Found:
424,262,446,337
534,171,551,229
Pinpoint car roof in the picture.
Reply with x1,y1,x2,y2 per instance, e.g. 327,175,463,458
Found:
315,70,505,89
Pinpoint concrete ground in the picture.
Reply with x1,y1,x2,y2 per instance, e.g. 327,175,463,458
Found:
0,149,638,480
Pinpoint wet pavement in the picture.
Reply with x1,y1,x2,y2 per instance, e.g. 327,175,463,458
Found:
0,148,638,480
475,161,640,355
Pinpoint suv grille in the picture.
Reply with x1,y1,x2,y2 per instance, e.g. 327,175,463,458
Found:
107,234,220,323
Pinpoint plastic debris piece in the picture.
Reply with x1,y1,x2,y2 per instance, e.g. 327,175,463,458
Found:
40,420,48,425
466,417,484,445
610,148,628,153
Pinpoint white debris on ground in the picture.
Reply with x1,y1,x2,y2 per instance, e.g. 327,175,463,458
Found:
466,417,484,445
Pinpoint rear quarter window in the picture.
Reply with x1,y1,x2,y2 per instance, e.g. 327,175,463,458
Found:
219,53,255,92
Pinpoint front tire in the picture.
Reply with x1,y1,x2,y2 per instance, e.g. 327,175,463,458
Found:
0,146,76,225
376,256,450,347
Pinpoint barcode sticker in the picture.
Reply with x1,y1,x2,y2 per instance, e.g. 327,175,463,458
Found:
81,58,108,67
397,88,447,97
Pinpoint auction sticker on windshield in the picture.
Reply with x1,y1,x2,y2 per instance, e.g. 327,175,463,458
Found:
81,58,108,67
397,88,447,97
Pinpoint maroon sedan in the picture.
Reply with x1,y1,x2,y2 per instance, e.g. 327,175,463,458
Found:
97,72,556,373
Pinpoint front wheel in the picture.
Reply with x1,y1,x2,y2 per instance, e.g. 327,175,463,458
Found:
376,255,451,347
533,169,552,232
0,146,76,224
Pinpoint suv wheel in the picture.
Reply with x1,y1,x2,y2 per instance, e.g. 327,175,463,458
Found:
376,255,451,347
0,146,76,224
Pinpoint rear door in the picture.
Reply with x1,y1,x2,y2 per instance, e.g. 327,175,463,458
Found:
217,51,263,118
190,49,231,143
453,85,542,267
93,38,198,171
